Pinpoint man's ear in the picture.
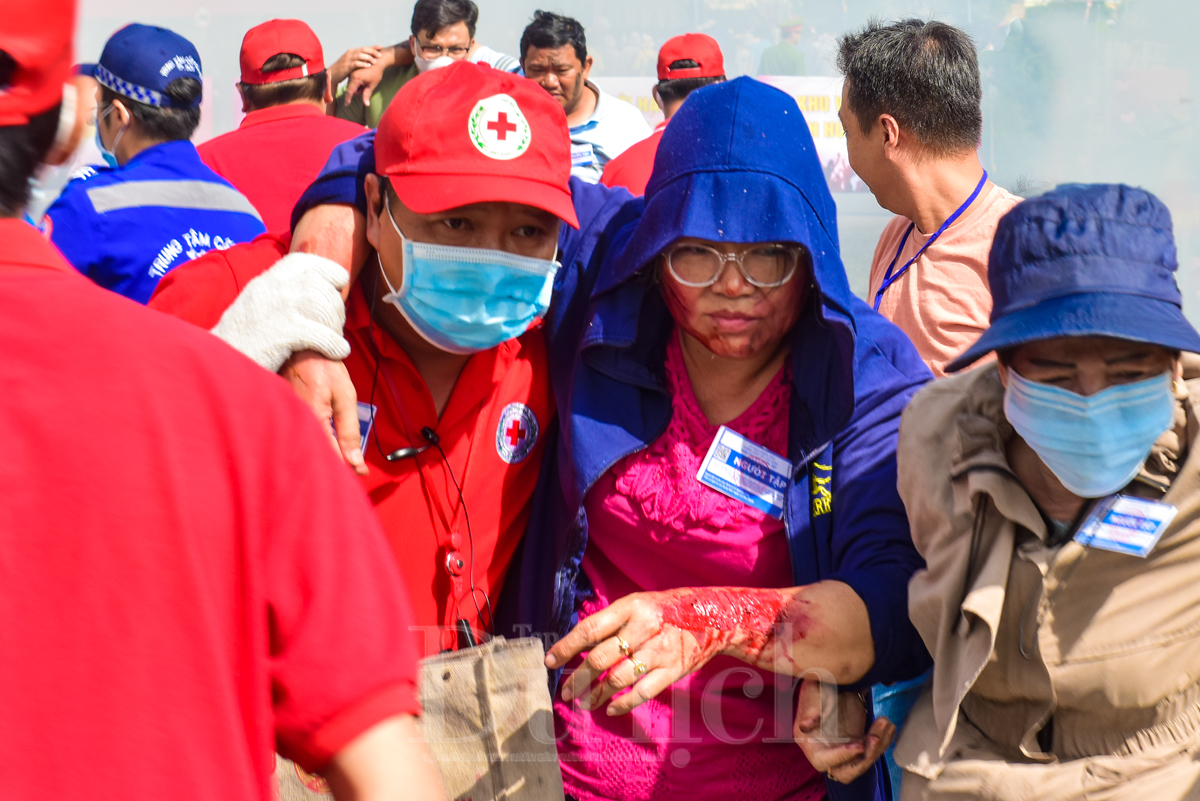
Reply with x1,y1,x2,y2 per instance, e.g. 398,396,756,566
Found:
236,84,249,113
364,173,385,251
111,97,132,128
878,113,902,155
996,360,1010,389
581,54,594,79
323,73,334,105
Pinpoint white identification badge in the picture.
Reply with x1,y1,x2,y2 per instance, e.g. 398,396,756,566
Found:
570,142,596,167
1074,494,1177,557
696,425,791,519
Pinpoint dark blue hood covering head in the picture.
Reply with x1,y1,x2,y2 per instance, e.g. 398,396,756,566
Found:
613,76,854,315
596,76,862,451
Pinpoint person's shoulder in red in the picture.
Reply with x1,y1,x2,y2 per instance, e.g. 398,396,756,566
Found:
148,231,290,328
0,219,419,799
600,124,666,196
198,104,366,232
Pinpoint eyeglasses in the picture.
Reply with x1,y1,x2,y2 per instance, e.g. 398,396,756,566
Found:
664,242,803,288
417,41,471,58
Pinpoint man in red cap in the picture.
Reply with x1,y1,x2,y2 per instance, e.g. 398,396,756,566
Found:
198,19,366,232
0,2,444,799
600,33,725,195
156,61,582,657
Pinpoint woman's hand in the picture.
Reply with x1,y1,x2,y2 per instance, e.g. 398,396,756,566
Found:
793,678,894,784
545,583,875,716
545,586,810,716
328,46,384,93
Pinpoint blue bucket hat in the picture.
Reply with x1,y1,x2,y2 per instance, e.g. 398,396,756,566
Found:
947,183,1200,372
82,24,203,109
612,75,853,308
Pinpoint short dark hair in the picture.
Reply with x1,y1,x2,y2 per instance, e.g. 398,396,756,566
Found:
655,60,725,106
100,78,203,143
411,0,479,40
239,53,326,111
0,107,60,218
520,10,587,64
837,18,982,156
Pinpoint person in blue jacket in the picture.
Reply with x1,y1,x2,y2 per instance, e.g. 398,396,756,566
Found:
221,75,932,801
45,24,264,304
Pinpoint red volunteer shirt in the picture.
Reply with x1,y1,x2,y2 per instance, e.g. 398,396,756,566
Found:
149,237,554,656
149,231,290,327
599,121,666,196
198,104,365,232
1,220,419,799
344,284,554,655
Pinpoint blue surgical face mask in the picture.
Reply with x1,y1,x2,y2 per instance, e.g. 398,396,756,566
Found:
379,192,559,354
1003,369,1176,498
94,103,125,169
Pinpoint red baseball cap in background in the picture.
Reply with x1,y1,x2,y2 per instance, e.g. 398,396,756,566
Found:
0,0,76,125
376,61,578,228
239,19,324,85
656,33,725,81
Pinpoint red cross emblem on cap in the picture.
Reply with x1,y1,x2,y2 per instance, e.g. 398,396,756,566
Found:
469,93,532,160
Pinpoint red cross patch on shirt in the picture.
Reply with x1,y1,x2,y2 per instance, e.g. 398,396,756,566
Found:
495,402,539,464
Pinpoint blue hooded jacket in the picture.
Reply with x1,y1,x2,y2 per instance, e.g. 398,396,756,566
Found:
496,77,934,799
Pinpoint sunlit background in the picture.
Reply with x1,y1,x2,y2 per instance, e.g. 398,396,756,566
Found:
75,0,1199,316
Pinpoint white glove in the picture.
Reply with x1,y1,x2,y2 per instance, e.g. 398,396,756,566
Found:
212,252,351,373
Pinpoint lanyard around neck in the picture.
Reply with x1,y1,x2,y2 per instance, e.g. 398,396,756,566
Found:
872,169,989,312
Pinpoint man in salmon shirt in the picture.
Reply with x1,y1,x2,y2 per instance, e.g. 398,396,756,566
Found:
838,19,1021,378
153,62,581,656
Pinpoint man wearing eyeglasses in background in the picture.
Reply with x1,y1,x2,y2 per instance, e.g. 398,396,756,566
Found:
331,0,520,129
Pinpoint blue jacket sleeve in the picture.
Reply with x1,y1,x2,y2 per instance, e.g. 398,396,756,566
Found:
46,178,106,277
824,304,933,689
289,130,377,232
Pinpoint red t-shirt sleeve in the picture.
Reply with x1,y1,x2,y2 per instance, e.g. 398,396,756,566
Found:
265,405,422,772
148,233,290,329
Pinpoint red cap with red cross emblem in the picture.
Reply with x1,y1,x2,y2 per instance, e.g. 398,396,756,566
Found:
375,60,578,228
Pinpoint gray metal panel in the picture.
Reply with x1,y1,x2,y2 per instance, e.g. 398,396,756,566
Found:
86,180,263,222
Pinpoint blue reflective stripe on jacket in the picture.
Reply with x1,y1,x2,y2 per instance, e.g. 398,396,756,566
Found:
47,141,265,304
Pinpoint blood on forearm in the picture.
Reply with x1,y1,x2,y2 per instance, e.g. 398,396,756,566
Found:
657,584,869,682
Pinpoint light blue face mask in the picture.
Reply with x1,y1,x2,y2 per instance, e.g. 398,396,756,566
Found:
1004,369,1176,498
379,193,559,354
94,103,125,169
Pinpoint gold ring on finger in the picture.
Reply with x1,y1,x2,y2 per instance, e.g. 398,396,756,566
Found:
629,657,648,677
615,635,631,657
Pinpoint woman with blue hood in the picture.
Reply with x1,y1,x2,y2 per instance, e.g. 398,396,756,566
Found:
199,72,934,801
506,76,934,801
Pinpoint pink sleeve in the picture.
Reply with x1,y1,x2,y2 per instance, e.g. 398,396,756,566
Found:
264,401,422,772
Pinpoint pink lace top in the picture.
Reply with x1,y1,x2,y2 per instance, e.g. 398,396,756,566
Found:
556,333,824,801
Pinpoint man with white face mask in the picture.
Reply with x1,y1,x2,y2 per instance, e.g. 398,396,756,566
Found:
880,183,1200,799
331,0,520,129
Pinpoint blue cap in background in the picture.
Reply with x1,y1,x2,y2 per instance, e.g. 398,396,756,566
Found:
82,23,202,108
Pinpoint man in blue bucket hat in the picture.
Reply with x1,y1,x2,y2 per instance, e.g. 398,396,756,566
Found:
891,184,1200,800
45,23,264,303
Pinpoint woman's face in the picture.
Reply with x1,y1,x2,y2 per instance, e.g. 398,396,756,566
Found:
659,238,809,359
998,335,1180,396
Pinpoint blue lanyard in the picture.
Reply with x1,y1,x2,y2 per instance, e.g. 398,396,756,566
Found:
872,169,989,312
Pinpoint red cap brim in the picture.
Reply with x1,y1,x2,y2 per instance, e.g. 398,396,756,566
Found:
389,173,579,229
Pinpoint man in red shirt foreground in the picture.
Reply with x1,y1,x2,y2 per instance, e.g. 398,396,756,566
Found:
153,62,579,656
0,5,444,799
600,33,725,195
199,19,366,232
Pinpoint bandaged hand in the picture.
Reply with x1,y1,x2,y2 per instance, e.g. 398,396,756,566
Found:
212,252,351,374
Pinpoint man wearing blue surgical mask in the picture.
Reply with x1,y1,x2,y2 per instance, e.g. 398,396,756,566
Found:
856,183,1200,799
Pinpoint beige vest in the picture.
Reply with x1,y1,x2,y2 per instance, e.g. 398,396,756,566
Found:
894,365,1200,800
